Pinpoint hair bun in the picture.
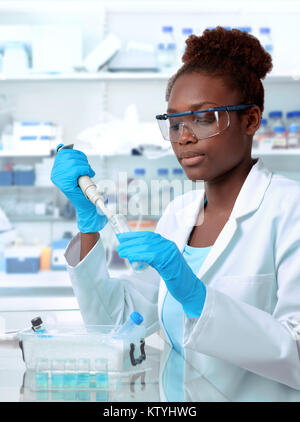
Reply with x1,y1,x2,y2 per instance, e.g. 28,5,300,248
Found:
182,27,273,80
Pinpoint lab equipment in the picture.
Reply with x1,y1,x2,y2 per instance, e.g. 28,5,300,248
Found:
18,323,147,379
56,144,149,272
115,311,145,343
116,231,206,318
156,26,177,72
2,41,29,74
272,125,287,149
5,246,40,274
254,118,272,151
259,27,273,55
83,33,121,73
31,316,47,334
108,40,158,72
51,232,73,270
177,27,193,66
268,111,284,134
287,123,300,148
51,145,107,233
14,166,35,186
0,170,13,185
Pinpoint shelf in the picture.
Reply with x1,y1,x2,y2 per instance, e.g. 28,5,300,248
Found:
9,216,75,223
0,72,299,83
0,150,52,157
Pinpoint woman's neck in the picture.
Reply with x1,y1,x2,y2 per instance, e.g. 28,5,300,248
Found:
204,158,257,215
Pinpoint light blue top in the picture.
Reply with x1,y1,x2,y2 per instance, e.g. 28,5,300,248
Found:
162,243,212,402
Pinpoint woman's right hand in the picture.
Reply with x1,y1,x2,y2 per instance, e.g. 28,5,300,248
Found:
51,146,107,233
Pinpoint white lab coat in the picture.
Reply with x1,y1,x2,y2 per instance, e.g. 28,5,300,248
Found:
65,158,300,390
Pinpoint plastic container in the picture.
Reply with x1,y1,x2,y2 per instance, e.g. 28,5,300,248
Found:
18,323,147,377
253,118,272,150
5,246,40,274
259,27,273,55
287,123,300,149
272,125,287,149
14,169,35,186
157,26,177,72
51,236,72,270
0,170,13,185
268,111,284,132
115,312,145,344
177,27,193,66
2,42,29,75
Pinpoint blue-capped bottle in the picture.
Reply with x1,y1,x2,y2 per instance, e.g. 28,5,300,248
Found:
157,26,177,72
177,27,193,67
115,312,145,343
272,125,287,149
259,27,273,56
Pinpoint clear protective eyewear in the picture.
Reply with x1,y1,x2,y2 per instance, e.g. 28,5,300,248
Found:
155,104,255,142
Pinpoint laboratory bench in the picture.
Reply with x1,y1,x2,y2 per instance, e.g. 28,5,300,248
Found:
1,323,300,403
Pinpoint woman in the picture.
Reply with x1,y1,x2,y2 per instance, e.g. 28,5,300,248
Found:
51,27,300,390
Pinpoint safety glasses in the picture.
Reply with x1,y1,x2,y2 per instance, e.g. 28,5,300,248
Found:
155,104,255,142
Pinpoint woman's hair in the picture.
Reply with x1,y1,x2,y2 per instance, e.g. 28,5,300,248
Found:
166,26,273,112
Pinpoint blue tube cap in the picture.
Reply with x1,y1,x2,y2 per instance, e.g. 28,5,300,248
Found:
130,312,144,325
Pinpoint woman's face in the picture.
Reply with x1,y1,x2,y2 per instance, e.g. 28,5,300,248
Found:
168,72,259,182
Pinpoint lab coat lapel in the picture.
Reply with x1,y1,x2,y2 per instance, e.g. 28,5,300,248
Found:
197,158,272,279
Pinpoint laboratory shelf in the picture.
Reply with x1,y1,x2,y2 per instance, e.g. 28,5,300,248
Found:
0,268,132,289
0,72,299,83
0,150,52,157
0,270,71,288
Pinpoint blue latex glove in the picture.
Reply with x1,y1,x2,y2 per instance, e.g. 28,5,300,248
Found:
116,231,206,318
51,145,107,233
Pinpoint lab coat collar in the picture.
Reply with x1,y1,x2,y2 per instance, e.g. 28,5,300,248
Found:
172,158,272,277
174,157,272,236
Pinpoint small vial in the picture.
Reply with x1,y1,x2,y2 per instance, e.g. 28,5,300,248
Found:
35,358,49,390
50,359,64,389
272,125,287,149
77,358,90,388
31,316,47,334
115,311,146,344
64,359,77,388
109,214,149,272
95,358,108,389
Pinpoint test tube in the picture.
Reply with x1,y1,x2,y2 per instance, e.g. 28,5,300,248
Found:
63,359,77,389
95,358,108,389
35,358,49,389
50,359,64,389
77,358,90,388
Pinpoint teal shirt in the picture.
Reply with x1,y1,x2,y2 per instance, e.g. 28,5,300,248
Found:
162,244,212,355
162,244,212,402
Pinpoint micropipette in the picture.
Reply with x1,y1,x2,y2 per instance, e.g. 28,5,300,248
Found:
57,144,149,272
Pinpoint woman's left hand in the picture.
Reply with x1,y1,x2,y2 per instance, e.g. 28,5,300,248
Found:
116,231,206,318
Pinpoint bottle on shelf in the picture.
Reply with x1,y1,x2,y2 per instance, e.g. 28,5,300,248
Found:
156,26,177,73
177,27,193,66
259,27,273,56
253,118,272,151
272,125,287,149
268,111,284,136
287,123,300,149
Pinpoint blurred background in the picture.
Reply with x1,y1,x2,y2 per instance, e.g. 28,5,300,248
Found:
0,0,300,328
